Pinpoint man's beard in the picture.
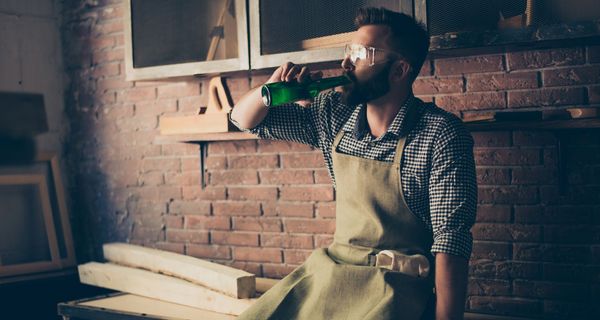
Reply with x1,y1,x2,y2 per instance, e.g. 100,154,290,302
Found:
341,60,394,106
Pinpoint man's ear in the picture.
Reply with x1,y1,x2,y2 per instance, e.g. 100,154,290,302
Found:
391,60,411,83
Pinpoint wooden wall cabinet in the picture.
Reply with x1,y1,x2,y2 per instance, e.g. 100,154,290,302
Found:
124,0,249,81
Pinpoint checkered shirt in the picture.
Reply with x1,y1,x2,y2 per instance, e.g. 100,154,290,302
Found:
230,91,477,259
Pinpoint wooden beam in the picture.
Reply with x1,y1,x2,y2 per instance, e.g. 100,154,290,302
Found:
103,243,255,299
256,277,279,293
78,262,256,316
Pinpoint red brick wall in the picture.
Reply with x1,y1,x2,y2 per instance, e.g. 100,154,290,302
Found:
62,1,599,318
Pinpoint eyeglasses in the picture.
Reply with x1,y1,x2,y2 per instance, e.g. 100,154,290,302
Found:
344,43,402,67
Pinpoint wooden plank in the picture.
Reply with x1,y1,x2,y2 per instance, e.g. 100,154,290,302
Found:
78,262,256,316
103,243,255,299
79,293,236,320
159,114,233,135
256,277,279,293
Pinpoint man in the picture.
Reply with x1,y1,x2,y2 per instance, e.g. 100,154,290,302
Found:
230,7,476,320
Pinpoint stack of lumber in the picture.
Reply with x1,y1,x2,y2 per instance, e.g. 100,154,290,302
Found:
78,243,278,316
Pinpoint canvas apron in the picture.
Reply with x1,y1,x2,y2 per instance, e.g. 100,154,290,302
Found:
238,108,436,320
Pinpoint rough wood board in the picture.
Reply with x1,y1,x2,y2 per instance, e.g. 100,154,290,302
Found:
103,243,255,299
80,293,236,320
78,262,256,316
256,277,279,293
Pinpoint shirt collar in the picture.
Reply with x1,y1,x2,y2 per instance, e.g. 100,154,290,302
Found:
342,94,417,140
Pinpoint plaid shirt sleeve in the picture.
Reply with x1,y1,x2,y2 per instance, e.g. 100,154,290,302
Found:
428,117,477,259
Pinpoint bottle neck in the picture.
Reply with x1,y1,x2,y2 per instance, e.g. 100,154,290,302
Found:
308,75,351,90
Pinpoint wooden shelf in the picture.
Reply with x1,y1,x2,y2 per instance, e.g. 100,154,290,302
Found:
464,118,600,131
154,131,258,144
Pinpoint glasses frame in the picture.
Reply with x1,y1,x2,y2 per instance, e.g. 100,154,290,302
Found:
344,43,403,67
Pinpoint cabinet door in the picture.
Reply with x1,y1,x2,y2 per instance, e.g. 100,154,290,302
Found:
249,0,410,70
125,0,249,81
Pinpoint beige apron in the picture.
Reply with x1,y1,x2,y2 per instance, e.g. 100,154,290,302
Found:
238,106,436,320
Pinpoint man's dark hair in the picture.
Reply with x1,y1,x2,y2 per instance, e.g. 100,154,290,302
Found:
354,7,429,83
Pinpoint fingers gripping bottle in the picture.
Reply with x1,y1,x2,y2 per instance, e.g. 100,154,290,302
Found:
261,75,351,107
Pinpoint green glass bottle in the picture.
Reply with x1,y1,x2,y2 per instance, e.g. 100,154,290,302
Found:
261,75,351,107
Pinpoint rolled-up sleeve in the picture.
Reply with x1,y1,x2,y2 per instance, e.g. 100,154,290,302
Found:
428,118,477,259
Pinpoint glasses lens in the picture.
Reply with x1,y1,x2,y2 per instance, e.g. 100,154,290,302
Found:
345,44,367,66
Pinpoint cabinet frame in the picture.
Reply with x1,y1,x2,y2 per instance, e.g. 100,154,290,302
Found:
124,0,250,81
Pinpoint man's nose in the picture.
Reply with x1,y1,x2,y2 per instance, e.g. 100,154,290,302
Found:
341,56,355,72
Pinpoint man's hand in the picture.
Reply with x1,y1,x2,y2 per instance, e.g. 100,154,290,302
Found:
267,62,323,107
435,253,469,320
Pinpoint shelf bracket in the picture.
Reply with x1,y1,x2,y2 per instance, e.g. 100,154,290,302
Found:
198,142,208,189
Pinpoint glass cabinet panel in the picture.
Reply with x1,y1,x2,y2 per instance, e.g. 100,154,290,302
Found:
125,0,249,80
249,0,408,70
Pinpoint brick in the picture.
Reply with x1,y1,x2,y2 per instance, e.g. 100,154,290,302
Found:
512,131,557,146
166,229,208,244
157,82,201,99
233,247,282,263
280,186,334,201
133,186,182,201
472,131,511,147
90,35,117,50
257,140,314,153
121,87,156,102
413,76,464,95
543,206,593,224
259,170,314,185
261,234,314,249
96,77,132,92
277,202,314,218
507,87,585,108
135,99,177,116
472,223,541,242
513,244,591,263
435,92,505,113
138,171,163,186
161,143,198,157
164,171,201,186
478,186,538,205
315,235,334,248
476,205,511,223
468,296,542,317
507,48,585,70
99,5,125,20
543,65,600,86
474,149,540,165
184,215,230,230
93,20,123,35
93,48,125,64
589,45,600,63
208,140,257,154
228,155,279,169
467,278,511,296
284,219,336,234
435,55,504,75
469,260,541,280
281,153,325,169
210,170,258,185
91,63,120,78
232,217,282,232
544,225,597,244
142,158,180,172
467,72,538,92
471,241,511,260
228,187,278,201
262,264,297,279
512,167,557,185
129,226,162,243
211,231,259,246
154,242,184,254
477,168,510,185
513,205,543,224
182,186,226,200
543,263,598,282
186,244,231,259
314,202,335,219
213,201,261,216
205,156,227,170
283,250,312,265
314,169,332,184
543,300,594,319
228,261,261,276
417,60,432,77
164,215,184,228
513,280,589,301
178,95,206,113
